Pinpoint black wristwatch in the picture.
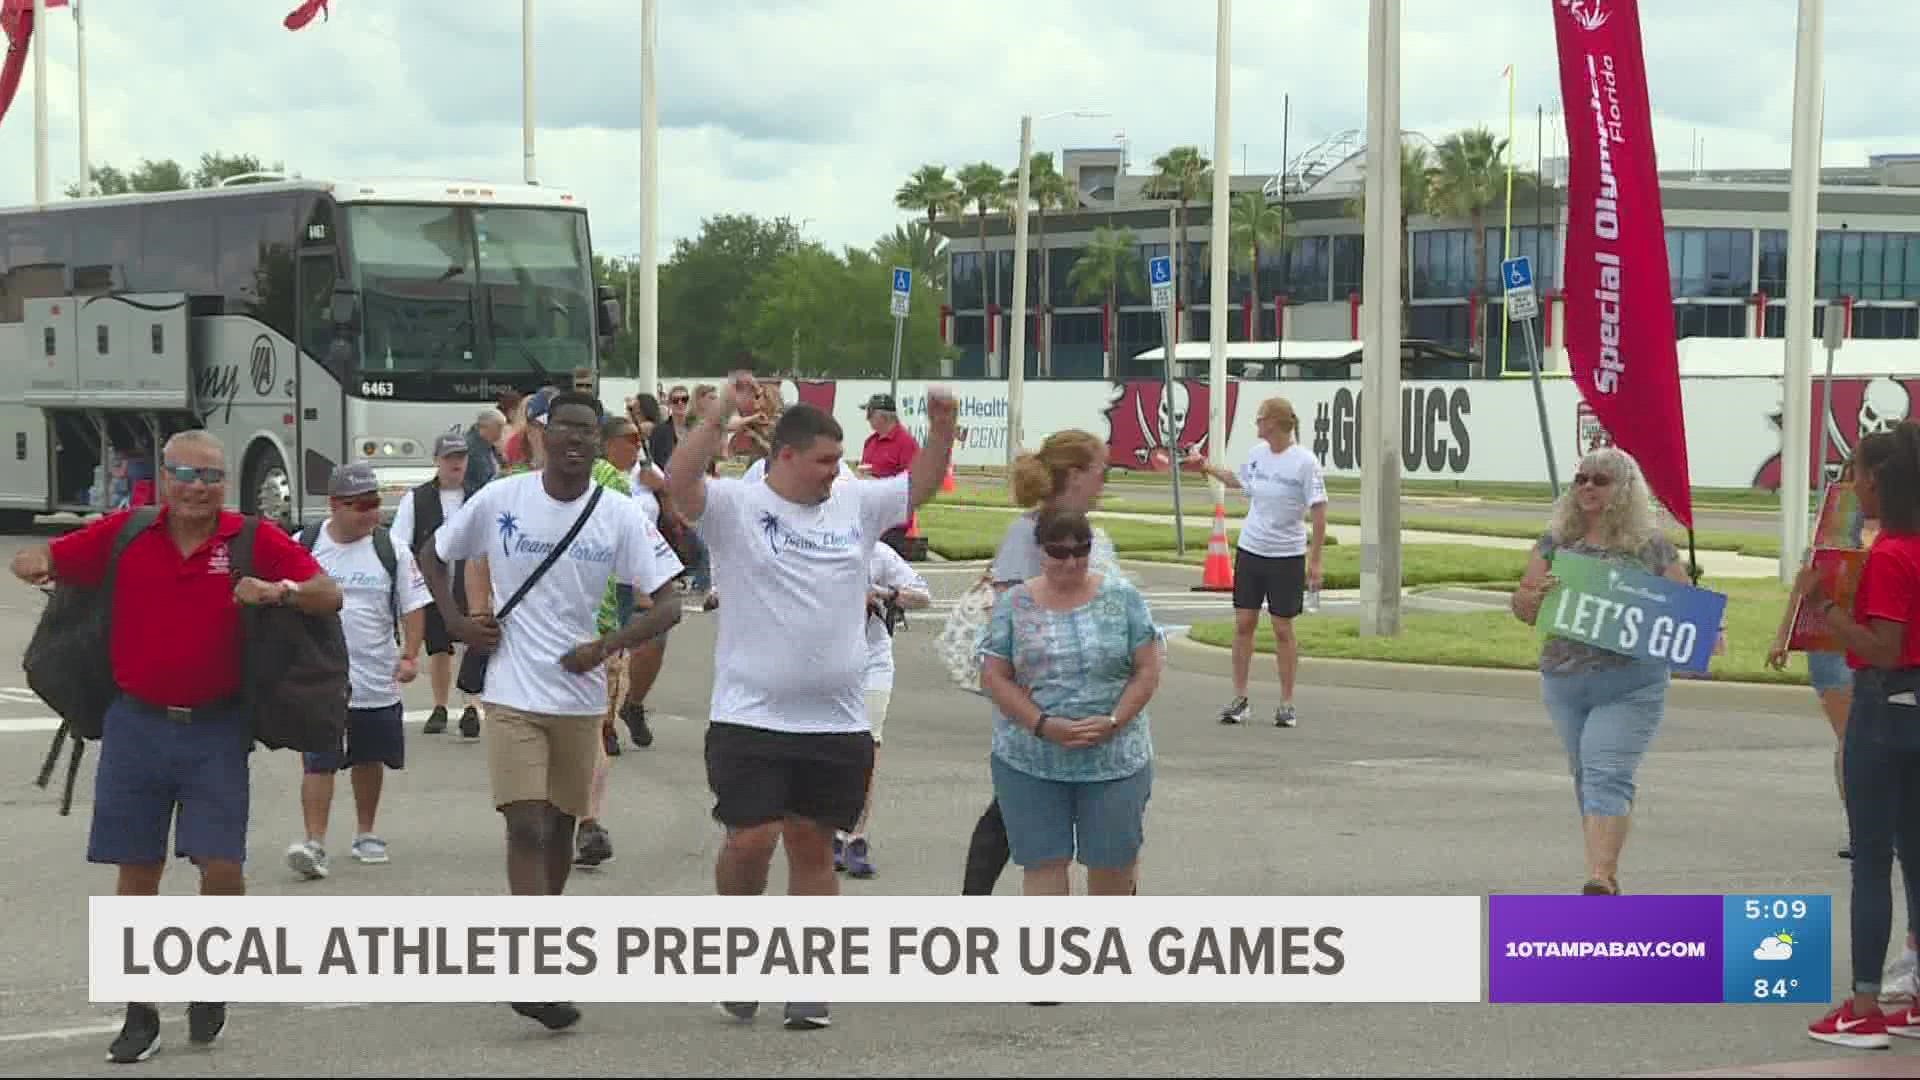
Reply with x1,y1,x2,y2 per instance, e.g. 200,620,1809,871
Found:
1033,714,1054,738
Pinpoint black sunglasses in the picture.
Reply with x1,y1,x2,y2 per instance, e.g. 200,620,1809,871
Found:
1572,472,1614,488
1043,541,1093,560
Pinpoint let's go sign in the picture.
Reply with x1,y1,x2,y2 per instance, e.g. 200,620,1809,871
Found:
1542,552,1729,674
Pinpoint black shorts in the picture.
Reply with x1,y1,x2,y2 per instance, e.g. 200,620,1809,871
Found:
423,604,455,656
1233,550,1306,617
704,722,875,833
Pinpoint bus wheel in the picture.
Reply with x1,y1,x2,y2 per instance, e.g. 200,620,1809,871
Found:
245,444,294,531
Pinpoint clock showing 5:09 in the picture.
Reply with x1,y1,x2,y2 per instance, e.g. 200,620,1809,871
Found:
1722,895,1831,1005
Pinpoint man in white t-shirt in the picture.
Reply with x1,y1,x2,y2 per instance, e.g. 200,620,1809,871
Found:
286,463,433,881
418,391,684,1034
666,370,956,1032
1196,396,1327,729
394,433,480,738
834,541,930,880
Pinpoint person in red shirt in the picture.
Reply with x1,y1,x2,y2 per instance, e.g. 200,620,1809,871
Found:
1808,424,1920,1049
859,394,920,552
10,429,340,1065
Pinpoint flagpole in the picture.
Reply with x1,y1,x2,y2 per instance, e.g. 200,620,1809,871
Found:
521,0,536,184
1501,62,1515,378
74,0,87,197
1780,0,1824,584
32,0,48,206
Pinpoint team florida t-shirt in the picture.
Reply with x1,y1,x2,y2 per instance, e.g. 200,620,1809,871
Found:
308,524,433,710
436,471,684,716
700,473,912,733
1234,443,1328,558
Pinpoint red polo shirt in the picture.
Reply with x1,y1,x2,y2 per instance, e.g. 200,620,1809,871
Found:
862,423,919,478
48,508,323,707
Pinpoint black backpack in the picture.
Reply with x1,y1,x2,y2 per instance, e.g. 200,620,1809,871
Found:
298,520,401,631
26,507,163,814
232,517,351,754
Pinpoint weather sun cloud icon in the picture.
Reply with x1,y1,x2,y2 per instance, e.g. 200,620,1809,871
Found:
1754,932,1795,961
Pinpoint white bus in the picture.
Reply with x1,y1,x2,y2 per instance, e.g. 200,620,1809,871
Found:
0,175,619,531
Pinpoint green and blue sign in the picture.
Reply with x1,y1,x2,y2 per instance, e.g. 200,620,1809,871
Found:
1541,551,1728,674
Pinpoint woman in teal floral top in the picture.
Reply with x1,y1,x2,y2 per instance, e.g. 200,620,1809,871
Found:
979,508,1162,896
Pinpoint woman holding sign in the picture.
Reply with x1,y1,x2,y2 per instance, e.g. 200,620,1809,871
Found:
1509,447,1695,897
1805,421,1920,1049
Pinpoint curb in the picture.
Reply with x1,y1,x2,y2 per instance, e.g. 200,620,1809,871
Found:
1160,631,1816,713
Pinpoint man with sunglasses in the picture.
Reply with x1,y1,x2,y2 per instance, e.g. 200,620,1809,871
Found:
666,371,957,1031
287,463,432,880
418,391,683,1034
11,429,341,1064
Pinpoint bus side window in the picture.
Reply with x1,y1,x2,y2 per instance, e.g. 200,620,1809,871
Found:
299,253,338,372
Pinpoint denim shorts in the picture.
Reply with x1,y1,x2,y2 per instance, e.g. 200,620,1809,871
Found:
990,754,1152,870
303,703,406,774
1540,660,1669,818
89,695,252,866
1807,651,1851,694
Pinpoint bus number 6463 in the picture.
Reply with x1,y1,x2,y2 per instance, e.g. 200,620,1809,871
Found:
361,380,396,398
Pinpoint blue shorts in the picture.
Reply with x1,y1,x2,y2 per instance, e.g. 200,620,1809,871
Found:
1808,651,1851,694
88,696,252,866
990,755,1153,870
303,704,406,774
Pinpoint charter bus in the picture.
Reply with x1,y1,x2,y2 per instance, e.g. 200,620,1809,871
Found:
0,175,618,531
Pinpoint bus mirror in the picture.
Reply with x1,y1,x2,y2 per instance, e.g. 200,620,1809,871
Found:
330,292,360,330
598,295,623,339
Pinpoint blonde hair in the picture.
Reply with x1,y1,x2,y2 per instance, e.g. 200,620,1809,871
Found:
1259,396,1299,435
1011,429,1106,507
1549,446,1659,553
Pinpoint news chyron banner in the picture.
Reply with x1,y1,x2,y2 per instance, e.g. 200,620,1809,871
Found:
1489,895,1832,1004
93,897,1483,1004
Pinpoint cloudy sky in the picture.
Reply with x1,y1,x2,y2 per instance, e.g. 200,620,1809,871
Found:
1,0,1913,262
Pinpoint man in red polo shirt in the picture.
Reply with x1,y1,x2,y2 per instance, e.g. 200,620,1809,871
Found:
859,393,920,553
11,429,339,1065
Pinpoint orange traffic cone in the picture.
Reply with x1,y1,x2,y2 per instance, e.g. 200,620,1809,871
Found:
1192,504,1235,593
941,464,956,493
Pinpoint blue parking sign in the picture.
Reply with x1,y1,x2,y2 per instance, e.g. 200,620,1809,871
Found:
1148,256,1172,287
892,267,912,295
1502,256,1533,292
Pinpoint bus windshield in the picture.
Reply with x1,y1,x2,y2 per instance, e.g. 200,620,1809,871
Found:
346,204,594,379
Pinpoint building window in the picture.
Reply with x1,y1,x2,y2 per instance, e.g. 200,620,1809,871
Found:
1408,303,1470,349
1411,229,1471,299
1285,236,1330,302
1666,227,1752,298
1674,302,1748,339
951,252,983,309
1758,230,1788,295
1482,225,1558,292
1331,235,1363,300
1852,306,1920,340
1815,231,1920,301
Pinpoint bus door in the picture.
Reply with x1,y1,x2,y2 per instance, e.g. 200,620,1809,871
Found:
295,247,346,525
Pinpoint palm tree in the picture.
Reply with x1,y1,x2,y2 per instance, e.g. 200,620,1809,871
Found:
874,222,948,292
1067,226,1145,377
894,164,961,228
1144,146,1212,341
1004,152,1076,373
1230,191,1291,341
956,162,1008,362
1345,138,1436,335
1429,126,1535,366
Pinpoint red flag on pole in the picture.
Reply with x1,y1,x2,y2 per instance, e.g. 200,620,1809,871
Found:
284,0,331,32
1551,0,1694,530
0,1,70,133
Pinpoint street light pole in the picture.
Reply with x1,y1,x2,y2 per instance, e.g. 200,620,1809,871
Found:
1780,0,1824,583
75,0,88,198
1359,0,1403,637
1207,0,1232,506
1009,114,1033,466
638,0,659,395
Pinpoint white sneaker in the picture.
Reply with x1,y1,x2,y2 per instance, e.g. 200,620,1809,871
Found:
1881,954,1919,1003
286,839,329,880
351,835,389,864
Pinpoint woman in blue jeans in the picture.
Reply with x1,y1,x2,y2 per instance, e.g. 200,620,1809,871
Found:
1807,420,1920,1048
1509,447,1696,896
979,508,1161,895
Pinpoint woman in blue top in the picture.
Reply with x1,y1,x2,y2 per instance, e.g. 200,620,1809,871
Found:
979,508,1162,895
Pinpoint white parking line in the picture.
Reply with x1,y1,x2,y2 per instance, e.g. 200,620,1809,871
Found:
0,1003,367,1047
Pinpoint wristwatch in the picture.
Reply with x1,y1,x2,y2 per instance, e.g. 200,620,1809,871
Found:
1033,714,1055,738
276,579,298,606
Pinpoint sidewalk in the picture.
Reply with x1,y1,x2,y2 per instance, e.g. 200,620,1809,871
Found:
942,503,1785,580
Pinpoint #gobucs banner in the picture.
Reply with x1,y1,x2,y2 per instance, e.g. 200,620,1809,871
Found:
1552,0,1693,530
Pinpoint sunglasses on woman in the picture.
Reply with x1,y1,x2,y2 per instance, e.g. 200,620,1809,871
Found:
1044,541,1093,560
1572,472,1613,488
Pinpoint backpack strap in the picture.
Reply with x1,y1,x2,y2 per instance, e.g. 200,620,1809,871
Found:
297,521,322,552
231,515,260,582
496,485,603,623
372,525,400,628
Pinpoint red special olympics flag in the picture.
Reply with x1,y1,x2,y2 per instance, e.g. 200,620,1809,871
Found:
1551,0,1693,530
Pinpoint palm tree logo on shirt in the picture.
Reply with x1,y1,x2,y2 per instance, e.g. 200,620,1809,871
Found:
759,511,785,556
497,511,521,557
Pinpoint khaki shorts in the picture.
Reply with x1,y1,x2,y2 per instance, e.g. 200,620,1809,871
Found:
604,653,628,731
864,688,890,745
484,703,601,819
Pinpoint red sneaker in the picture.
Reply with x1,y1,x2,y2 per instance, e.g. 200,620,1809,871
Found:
1887,1004,1920,1040
1808,1000,1890,1049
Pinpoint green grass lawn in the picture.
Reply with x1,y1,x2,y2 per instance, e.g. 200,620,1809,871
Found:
1130,542,1528,588
936,488,1250,519
1187,578,1807,686
1322,511,1783,561
915,504,1279,561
